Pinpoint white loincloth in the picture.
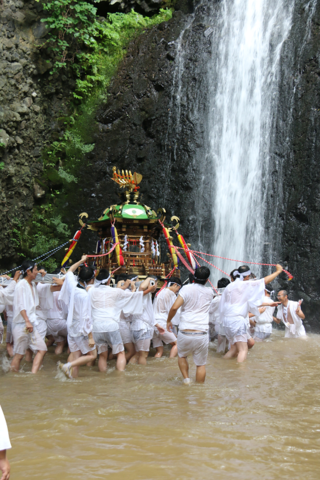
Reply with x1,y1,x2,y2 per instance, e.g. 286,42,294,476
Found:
177,331,209,366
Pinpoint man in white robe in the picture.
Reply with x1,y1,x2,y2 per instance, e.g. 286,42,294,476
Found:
58,255,97,378
88,269,148,372
0,405,11,480
10,262,48,374
211,278,230,352
152,277,182,358
167,267,214,384
220,264,283,363
275,290,306,338
46,290,67,355
252,286,275,341
129,277,163,365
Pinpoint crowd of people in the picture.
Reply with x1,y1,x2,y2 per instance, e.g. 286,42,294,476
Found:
0,257,308,480
0,256,307,383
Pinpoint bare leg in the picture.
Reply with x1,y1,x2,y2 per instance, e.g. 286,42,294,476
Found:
154,346,164,358
98,351,108,372
236,342,248,363
108,350,115,361
69,351,81,378
25,348,33,362
6,343,14,358
69,348,97,372
116,351,126,371
137,351,149,365
10,354,24,372
223,344,238,359
247,338,255,349
129,353,138,364
124,342,136,362
31,350,46,374
196,365,206,383
178,356,189,379
46,335,55,348
169,343,178,358
55,339,67,355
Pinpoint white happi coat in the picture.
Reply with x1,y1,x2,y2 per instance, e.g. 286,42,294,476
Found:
254,295,275,334
220,278,265,341
58,271,92,338
0,406,11,451
178,283,214,332
153,288,179,329
276,301,306,338
0,280,16,306
36,283,54,321
88,285,144,333
131,292,156,333
13,278,39,326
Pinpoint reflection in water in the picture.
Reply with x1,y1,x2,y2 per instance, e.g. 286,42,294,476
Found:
1,331,320,480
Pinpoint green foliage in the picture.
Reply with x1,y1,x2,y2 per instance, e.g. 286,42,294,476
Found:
11,194,71,271
0,162,4,170
23,3,173,268
39,2,172,99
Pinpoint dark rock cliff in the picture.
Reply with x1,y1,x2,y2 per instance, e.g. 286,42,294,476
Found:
1,0,320,328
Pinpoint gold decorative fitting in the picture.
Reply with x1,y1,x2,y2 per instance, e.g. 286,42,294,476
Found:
79,212,88,227
171,216,180,230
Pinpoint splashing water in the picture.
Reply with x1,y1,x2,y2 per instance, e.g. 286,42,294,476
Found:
208,0,295,279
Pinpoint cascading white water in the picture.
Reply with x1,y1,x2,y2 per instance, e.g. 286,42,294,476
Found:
209,0,295,280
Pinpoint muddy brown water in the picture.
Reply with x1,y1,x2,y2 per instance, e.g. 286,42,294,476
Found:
1,330,320,480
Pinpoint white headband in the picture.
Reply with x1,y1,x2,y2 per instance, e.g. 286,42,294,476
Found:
168,282,181,288
234,269,251,281
21,264,37,275
95,276,111,287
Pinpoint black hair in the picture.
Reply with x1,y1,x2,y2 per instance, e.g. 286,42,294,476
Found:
168,276,182,287
78,266,95,282
127,274,138,280
21,260,36,278
217,277,230,289
230,269,238,280
238,265,251,276
193,266,210,285
96,268,110,281
189,273,194,284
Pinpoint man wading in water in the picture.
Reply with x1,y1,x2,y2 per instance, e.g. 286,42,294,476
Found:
167,267,213,384
220,264,283,363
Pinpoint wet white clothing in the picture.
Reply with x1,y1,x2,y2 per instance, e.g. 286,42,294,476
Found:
36,283,53,321
88,285,143,333
67,334,95,354
131,292,155,332
220,278,265,343
59,272,92,337
5,304,14,343
154,288,177,327
13,279,39,326
178,284,214,332
0,280,16,306
254,295,275,335
47,291,67,341
177,331,209,366
93,330,124,354
0,406,11,451
12,323,47,354
277,301,306,338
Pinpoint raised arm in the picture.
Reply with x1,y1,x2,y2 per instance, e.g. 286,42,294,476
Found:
264,264,283,285
69,255,87,274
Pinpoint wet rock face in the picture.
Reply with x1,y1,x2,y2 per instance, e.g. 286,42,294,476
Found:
72,1,215,258
0,0,74,267
268,0,320,329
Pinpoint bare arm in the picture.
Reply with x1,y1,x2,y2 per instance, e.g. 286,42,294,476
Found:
69,255,87,274
20,309,33,333
296,301,305,319
167,295,184,331
50,284,62,292
264,264,283,285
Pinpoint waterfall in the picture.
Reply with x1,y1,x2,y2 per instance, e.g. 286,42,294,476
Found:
208,0,295,280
